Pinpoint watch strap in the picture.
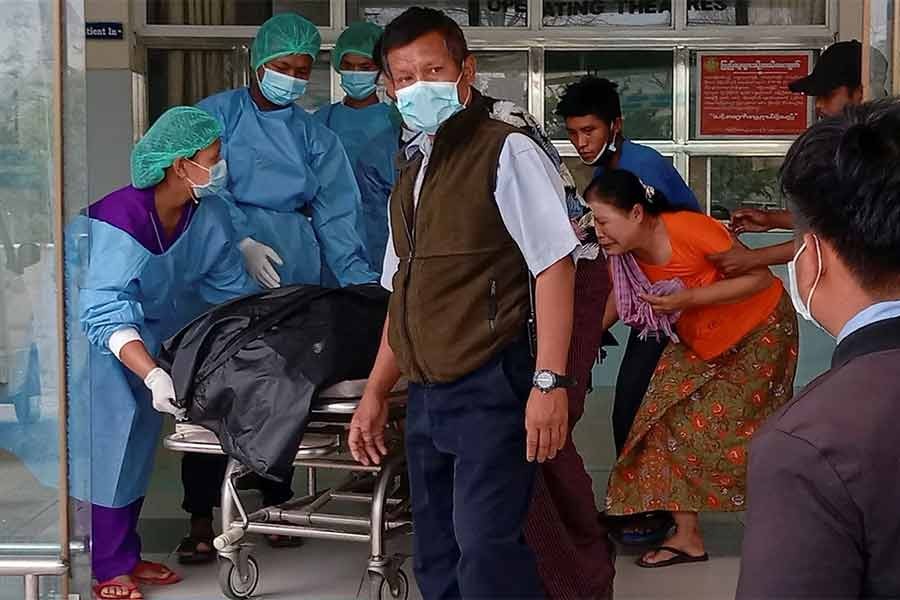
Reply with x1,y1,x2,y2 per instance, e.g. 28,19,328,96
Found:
554,373,576,388
534,370,576,390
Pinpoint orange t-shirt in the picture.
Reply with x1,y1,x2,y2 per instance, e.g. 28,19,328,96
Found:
637,211,783,360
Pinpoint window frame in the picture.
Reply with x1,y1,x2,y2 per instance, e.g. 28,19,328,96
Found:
134,0,839,213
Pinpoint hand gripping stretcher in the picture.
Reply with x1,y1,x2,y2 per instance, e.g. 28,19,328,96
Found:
164,379,411,600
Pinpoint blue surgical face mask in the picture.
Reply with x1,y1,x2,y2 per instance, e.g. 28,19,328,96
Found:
340,70,379,101
258,67,308,106
395,70,469,135
187,158,228,200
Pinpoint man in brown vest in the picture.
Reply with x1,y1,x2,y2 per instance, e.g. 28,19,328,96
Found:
737,98,900,598
348,8,578,599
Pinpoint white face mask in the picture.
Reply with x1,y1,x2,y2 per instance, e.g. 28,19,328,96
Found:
787,235,830,335
186,158,228,203
580,127,618,166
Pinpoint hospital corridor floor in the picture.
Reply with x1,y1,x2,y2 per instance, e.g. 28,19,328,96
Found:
139,515,744,600
0,389,745,599
133,392,745,600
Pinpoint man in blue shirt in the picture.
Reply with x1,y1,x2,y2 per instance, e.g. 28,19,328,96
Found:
559,76,699,212
557,76,699,544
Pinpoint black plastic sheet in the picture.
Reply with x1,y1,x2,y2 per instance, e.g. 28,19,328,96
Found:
159,284,388,481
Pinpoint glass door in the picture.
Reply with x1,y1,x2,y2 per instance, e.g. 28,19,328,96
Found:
0,0,91,597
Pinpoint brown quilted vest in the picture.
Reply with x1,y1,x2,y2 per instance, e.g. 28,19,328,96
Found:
387,91,530,384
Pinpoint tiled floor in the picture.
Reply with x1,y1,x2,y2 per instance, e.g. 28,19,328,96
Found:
138,387,744,600
141,513,743,600
0,388,746,599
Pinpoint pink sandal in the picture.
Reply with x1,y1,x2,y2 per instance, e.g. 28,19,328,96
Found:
93,579,143,600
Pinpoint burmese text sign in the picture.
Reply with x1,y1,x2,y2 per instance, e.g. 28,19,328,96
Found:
696,51,812,138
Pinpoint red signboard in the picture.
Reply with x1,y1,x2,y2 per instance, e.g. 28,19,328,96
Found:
696,52,812,138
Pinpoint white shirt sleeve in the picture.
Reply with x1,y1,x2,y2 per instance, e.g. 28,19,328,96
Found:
495,133,579,276
108,327,143,360
381,207,400,292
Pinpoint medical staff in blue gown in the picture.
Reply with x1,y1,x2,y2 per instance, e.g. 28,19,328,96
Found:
314,22,400,272
197,12,378,289
176,13,376,562
67,106,256,596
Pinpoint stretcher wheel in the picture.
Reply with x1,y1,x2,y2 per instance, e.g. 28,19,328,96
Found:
218,555,259,599
371,570,409,600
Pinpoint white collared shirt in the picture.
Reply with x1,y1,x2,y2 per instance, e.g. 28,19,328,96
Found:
381,132,578,291
837,300,900,344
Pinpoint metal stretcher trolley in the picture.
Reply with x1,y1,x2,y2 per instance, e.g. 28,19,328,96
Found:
164,379,411,600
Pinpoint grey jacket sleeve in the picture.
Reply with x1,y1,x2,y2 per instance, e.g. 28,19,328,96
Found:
736,429,863,600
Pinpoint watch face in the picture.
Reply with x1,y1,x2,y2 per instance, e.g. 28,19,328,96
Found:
534,371,555,389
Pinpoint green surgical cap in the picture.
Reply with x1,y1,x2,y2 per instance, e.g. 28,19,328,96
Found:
251,13,321,70
332,22,383,70
130,106,222,190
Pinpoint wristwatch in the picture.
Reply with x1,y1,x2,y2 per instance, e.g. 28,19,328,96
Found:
532,370,576,393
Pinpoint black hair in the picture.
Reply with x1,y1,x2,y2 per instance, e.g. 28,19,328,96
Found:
584,169,672,216
780,98,900,293
555,76,622,124
380,8,469,77
372,36,384,72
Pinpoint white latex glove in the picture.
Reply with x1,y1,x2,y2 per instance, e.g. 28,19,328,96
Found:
144,367,186,419
239,237,283,289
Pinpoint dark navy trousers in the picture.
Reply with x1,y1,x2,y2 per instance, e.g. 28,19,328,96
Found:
612,328,668,455
406,340,545,599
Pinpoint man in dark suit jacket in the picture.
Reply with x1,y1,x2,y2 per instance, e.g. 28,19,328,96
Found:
736,98,900,599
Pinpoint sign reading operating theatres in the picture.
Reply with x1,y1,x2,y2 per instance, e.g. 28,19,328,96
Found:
484,0,730,21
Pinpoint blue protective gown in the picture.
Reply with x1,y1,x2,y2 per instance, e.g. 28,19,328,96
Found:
67,194,256,508
198,89,378,286
313,102,400,272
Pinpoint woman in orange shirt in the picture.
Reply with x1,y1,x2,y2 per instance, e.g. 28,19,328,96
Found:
588,169,798,569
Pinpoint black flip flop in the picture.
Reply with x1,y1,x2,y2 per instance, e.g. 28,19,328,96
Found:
176,536,216,565
636,545,709,569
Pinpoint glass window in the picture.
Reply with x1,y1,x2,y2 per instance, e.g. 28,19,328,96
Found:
870,0,895,98
1,4,91,595
474,51,529,108
689,156,784,219
148,48,246,123
147,48,331,123
687,0,826,26
300,51,333,112
147,0,331,27
348,0,527,26
542,0,672,27
544,51,673,140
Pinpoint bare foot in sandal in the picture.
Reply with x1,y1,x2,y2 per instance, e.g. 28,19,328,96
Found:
131,560,181,585
638,511,707,567
178,516,216,564
177,536,215,564
94,575,143,600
